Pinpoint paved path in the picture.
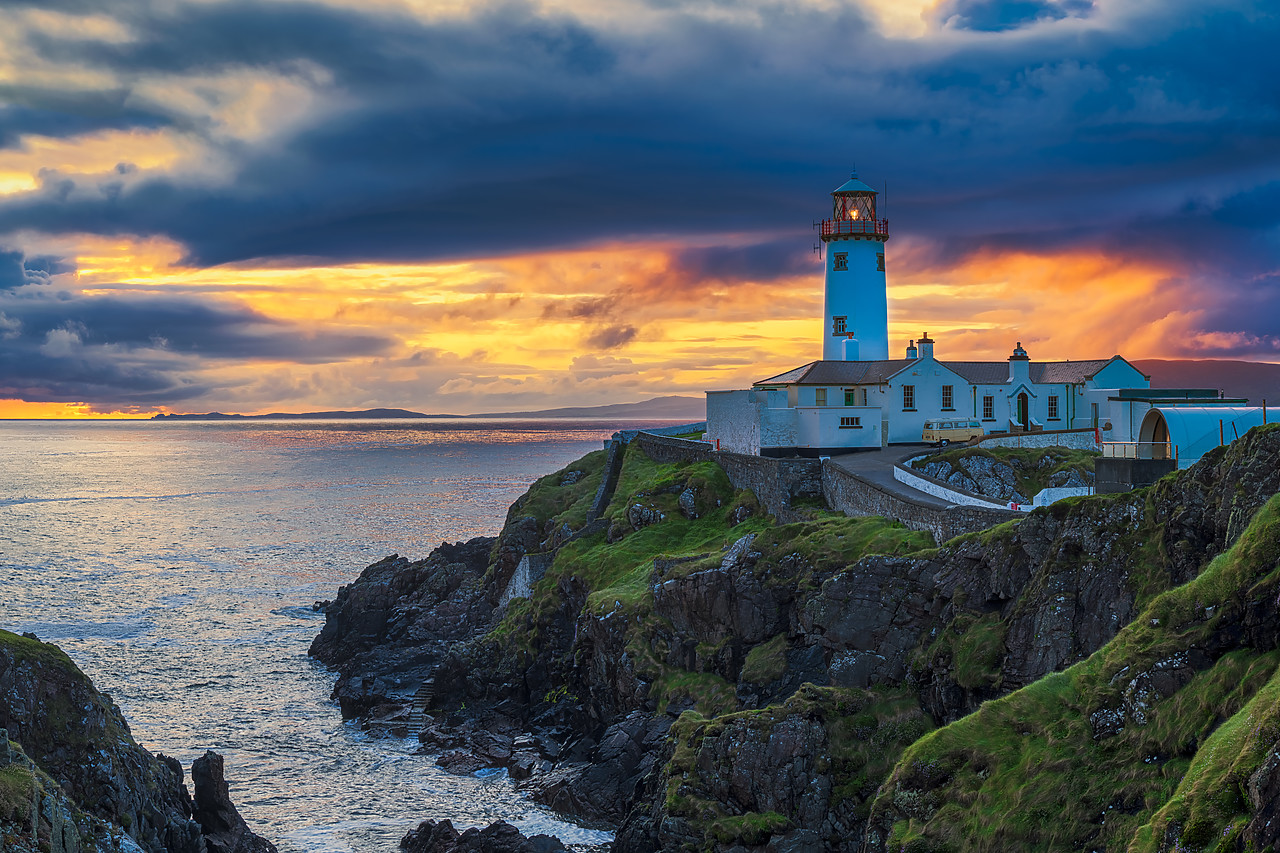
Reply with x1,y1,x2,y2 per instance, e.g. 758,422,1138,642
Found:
826,444,960,510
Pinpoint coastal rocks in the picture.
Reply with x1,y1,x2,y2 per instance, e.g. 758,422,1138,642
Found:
0,630,276,853
191,751,277,853
400,819,568,853
309,538,496,718
519,711,671,823
0,730,86,853
0,629,205,853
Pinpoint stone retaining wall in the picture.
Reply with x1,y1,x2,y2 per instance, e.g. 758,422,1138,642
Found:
822,462,1020,543
895,455,1013,510
977,428,1099,451
632,432,1016,539
632,433,822,522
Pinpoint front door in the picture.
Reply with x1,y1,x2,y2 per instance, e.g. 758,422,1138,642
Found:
1017,393,1029,431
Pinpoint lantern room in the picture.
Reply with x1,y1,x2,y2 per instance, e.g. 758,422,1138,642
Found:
821,172,889,239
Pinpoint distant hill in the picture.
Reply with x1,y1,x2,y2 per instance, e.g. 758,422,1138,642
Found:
152,396,706,421
1134,359,1280,405
472,395,705,420
152,408,458,420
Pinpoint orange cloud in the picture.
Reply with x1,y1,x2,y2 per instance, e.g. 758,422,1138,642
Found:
888,247,1183,361
2,230,1229,418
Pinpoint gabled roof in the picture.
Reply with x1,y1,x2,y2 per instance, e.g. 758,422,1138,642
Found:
944,362,1010,384
756,355,1143,387
1034,360,1115,384
756,359,915,386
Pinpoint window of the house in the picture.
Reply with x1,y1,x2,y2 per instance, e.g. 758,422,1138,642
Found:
1048,395,1060,420
815,388,827,406
832,316,847,336
941,385,954,410
833,252,848,271
902,385,915,410
839,416,861,429
982,395,995,420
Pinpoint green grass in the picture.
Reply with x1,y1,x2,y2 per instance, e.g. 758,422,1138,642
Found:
741,634,789,685
869,493,1280,852
0,763,35,823
709,811,791,845
0,629,76,670
503,448,608,531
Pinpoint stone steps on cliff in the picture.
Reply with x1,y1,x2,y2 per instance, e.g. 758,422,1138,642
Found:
406,678,435,734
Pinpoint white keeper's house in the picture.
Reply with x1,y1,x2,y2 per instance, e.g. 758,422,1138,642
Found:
705,173,1231,458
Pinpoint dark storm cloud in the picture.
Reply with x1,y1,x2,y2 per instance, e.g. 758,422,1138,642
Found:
669,240,815,288
2,0,1279,338
0,291,396,403
586,324,638,350
0,247,57,289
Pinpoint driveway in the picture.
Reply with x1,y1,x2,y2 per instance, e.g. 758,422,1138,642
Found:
825,444,960,510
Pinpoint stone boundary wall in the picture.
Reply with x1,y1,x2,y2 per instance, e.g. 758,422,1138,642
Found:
893,457,1014,510
615,422,707,444
1032,486,1094,507
632,432,1016,538
977,428,1099,451
587,439,627,523
632,432,822,522
631,432,714,464
822,462,1021,543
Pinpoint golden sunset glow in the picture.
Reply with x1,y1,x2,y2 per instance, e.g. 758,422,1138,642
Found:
0,399,151,419
4,224,1211,420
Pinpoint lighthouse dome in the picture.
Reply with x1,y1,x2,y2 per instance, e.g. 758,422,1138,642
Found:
832,173,878,195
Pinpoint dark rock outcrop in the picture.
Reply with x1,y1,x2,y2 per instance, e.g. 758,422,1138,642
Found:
400,819,568,853
191,751,277,853
0,630,204,853
308,538,496,717
0,630,273,853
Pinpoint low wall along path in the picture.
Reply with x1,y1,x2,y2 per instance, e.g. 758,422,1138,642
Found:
629,431,1017,542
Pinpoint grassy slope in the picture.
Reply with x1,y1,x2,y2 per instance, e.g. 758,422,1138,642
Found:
871,493,1280,853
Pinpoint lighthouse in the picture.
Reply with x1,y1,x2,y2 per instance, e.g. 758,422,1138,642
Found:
819,172,890,361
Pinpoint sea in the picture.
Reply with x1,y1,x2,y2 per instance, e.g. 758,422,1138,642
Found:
0,418,682,852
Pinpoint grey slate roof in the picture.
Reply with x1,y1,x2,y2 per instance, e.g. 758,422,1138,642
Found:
757,356,1132,386
756,360,915,386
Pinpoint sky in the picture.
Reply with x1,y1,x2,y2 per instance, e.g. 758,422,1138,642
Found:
0,0,1277,417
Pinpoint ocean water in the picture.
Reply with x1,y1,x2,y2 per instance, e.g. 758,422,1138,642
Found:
0,418,678,852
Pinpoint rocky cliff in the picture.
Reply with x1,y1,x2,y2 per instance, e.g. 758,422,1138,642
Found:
311,424,1280,852
0,629,273,853
909,445,1096,504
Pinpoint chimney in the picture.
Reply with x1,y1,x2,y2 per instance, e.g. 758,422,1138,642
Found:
906,339,918,359
917,332,934,360
1008,341,1030,385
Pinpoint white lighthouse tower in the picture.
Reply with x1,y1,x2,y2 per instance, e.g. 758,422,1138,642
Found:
819,172,890,361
